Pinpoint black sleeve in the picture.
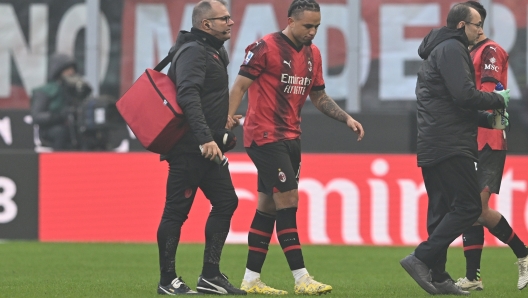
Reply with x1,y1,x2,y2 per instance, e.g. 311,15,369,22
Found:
438,41,505,110
172,43,214,145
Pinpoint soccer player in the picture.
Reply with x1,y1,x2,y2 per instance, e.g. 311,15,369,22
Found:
454,1,528,291
227,0,364,295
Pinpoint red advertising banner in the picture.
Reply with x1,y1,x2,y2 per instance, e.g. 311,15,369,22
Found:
39,153,528,246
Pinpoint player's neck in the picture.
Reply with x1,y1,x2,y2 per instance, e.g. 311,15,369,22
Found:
282,28,302,47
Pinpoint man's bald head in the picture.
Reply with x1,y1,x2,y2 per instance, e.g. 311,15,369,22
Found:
192,0,227,28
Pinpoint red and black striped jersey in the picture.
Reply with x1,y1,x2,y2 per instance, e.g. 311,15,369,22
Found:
470,38,508,150
239,32,325,147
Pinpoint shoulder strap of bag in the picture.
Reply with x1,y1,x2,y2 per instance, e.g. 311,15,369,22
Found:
153,41,200,72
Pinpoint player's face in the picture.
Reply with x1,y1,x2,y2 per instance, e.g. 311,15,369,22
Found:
290,11,321,45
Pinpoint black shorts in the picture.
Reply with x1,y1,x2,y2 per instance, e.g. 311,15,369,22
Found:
477,144,506,194
245,139,301,195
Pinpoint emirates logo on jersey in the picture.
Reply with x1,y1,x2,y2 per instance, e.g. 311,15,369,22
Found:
280,74,312,95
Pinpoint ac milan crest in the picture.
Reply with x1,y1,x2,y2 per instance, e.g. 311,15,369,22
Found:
278,171,286,183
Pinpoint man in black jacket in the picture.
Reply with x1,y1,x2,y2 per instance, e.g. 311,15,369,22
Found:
399,3,510,295
31,53,91,150
156,0,245,295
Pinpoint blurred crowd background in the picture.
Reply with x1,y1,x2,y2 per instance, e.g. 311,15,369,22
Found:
1,0,527,153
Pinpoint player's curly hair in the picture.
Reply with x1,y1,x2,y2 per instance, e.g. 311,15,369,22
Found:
287,0,320,18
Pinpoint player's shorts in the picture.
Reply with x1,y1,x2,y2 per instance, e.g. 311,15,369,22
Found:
245,139,301,195
477,144,506,194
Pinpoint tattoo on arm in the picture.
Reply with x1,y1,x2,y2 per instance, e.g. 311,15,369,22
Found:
310,90,349,123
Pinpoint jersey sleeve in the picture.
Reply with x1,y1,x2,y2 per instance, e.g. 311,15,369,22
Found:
479,45,507,85
238,40,267,80
311,45,325,91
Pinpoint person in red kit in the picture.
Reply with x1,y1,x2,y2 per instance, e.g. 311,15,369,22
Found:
455,1,528,292
226,0,364,295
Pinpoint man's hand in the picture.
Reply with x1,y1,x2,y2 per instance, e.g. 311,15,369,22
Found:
226,115,243,129
503,111,510,127
487,111,509,129
346,117,365,141
486,112,494,128
496,89,510,108
200,141,223,161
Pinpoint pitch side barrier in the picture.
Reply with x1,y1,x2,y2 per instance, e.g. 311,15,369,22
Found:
3,152,528,247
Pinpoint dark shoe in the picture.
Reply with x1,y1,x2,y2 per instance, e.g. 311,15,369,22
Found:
433,279,470,295
196,273,247,295
158,277,203,295
400,254,438,295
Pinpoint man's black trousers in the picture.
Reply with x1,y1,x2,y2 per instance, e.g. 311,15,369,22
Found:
157,153,238,280
415,155,482,278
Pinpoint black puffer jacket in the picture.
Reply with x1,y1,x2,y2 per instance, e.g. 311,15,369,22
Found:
163,28,230,158
416,27,506,167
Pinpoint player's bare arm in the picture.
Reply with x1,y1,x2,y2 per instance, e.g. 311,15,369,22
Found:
227,75,254,129
309,89,365,141
309,89,348,122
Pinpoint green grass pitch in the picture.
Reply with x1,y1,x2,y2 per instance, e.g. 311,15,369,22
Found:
0,242,525,297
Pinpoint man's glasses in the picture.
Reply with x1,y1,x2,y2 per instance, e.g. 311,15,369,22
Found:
465,21,483,29
206,16,232,24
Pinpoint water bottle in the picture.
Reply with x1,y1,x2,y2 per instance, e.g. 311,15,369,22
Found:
492,82,507,130
199,145,228,166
